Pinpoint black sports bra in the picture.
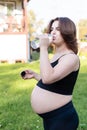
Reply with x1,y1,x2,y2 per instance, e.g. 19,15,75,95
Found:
37,54,80,95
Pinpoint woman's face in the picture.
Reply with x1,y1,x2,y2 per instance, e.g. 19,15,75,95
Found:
50,20,64,46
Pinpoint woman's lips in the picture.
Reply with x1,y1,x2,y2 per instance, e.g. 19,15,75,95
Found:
53,36,56,40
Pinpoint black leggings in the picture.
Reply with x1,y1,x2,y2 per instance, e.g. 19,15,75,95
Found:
38,101,79,130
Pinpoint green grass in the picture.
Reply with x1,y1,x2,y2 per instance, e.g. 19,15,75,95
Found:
73,56,87,130
0,56,87,130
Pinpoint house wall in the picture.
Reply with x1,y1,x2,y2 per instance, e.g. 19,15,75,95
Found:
0,33,29,63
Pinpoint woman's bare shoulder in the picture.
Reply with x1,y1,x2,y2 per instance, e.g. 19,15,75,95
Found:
58,53,80,71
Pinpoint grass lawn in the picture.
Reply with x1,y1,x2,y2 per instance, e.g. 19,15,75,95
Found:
0,56,87,130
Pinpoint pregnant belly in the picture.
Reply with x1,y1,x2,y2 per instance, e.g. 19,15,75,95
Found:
31,85,72,114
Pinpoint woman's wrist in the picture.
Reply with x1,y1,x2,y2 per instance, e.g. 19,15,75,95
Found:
40,46,48,51
33,72,41,81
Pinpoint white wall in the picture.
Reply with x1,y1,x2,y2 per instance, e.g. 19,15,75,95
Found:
0,34,28,63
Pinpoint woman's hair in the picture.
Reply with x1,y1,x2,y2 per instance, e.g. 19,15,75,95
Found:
46,17,78,54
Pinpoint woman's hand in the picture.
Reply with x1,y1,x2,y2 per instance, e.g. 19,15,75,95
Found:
38,34,52,49
20,70,35,79
20,69,41,81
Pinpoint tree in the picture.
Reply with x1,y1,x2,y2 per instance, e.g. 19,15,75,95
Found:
27,10,44,41
78,19,87,41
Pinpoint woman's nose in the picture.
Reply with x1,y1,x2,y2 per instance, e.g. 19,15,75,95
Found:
52,29,56,34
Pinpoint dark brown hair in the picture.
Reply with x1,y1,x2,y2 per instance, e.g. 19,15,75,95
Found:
47,17,78,54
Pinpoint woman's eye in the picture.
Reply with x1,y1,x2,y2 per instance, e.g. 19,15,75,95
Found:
50,27,60,32
56,27,60,31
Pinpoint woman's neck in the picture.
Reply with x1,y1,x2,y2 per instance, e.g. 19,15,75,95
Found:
55,45,69,54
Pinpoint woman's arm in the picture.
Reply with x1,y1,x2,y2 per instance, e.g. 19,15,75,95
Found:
39,35,54,83
40,51,79,84
21,69,41,81
40,47,54,83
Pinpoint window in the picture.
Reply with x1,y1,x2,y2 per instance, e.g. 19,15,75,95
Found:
0,1,16,15
0,1,24,32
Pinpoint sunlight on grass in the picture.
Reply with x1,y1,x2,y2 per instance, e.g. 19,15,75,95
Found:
80,56,87,73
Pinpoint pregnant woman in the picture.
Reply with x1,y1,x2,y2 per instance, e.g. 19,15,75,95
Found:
21,17,80,130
